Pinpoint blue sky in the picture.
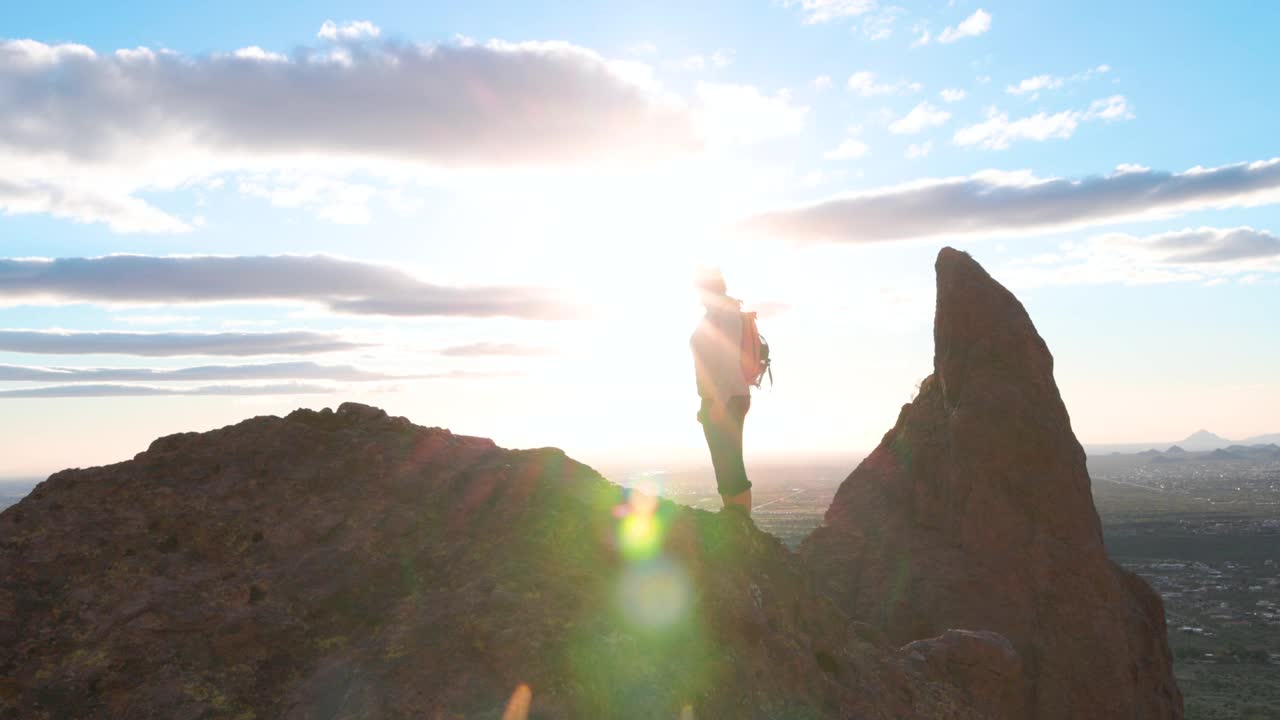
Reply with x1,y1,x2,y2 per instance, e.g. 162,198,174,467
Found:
2,0,1277,476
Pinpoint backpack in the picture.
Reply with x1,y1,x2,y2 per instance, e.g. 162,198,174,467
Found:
739,311,773,388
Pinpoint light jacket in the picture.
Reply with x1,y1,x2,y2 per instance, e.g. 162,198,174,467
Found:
691,294,750,404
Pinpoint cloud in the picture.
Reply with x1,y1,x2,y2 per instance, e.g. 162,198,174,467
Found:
1002,227,1280,288
847,71,920,97
0,361,421,382
0,178,191,234
824,139,869,160
905,141,933,159
739,157,1280,244
1006,74,1063,96
1006,65,1113,97
0,36,697,231
953,95,1132,149
695,83,808,143
317,20,381,42
438,342,554,357
939,88,966,103
811,74,833,90
785,0,878,24
938,9,991,43
0,254,574,319
910,28,931,47
679,50,732,71
1144,226,1280,263
0,383,335,399
237,173,378,224
861,7,906,40
889,102,951,134
0,330,361,356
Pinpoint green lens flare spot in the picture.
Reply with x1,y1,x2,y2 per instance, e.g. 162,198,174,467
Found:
617,557,691,629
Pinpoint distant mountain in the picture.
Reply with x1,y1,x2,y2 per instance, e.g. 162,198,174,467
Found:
1085,430,1278,456
1178,429,1232,452
1241,433,1280,445
1165,445,1186,454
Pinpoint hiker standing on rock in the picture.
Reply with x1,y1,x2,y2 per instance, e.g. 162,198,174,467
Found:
691,268,770,517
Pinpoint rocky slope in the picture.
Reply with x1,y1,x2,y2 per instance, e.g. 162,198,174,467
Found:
801,248,1183,718
0,247,1182,719
1,404,990,719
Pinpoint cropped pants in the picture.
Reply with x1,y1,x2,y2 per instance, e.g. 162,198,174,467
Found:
699,395,752,497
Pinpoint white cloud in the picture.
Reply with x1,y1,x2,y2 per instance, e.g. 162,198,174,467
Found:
739,157,1280,244
861,6,906,40
847,70,919,97
939,88,966,102
0,178,191,233
1007,65,1114,97
905,141,933,159
938,9,991,43
953,95,1132,149
889,102,951,134
785,0,878,24
0,330,361,356
0,361,421,382
438,343,554,357
680,55,707,71
317,20,381,42
0,36,697,231
1002,227,1280,288
0,383,336,398
1086,94,1134,121
824,138,870,160
811,74,833,90
910,27,931,47
0,254,576,319
1006,74,1063,96
238,173,378,224
231,46,287,63
695,83,808,143
679,50,733,71
954,108,1079,149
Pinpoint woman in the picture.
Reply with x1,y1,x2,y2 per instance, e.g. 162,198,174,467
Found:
690,268,752,516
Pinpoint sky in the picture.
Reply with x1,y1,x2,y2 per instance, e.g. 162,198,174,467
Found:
2,0,1278,477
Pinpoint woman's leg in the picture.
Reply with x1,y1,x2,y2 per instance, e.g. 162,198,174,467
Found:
707,396,752,514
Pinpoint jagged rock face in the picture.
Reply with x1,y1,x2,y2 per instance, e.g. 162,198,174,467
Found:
801,248,1183,718
1,403,985,720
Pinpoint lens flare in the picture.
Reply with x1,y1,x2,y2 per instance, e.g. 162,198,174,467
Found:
618,557,691,629
615,487,665,560
502,683,531,720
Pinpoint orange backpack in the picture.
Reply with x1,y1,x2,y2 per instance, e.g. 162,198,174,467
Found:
739,311,772,388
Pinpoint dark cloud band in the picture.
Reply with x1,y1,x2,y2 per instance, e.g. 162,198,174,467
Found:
0,254,574,319
0,38,694,168
0,383,333,398
0,330,361,357
741,158,1280,244
0,361,411,382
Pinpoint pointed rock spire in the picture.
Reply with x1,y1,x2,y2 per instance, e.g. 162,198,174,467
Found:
802,247,1182,719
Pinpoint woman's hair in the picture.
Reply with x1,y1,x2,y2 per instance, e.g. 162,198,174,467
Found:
693,266,727,296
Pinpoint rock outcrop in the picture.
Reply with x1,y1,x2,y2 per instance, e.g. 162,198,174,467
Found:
801,248,1183,718
1,404,985,719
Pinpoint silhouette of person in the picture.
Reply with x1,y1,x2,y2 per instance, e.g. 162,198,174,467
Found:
690,268,752,516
